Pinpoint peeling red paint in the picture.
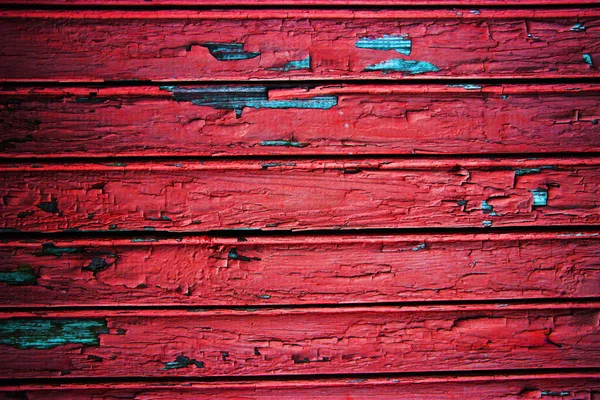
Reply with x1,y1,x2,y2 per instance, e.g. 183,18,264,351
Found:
2,84,600,157
1,158,599,232
0,10,599,82
0,233,599,307
0,304,599,378
1,0,599,394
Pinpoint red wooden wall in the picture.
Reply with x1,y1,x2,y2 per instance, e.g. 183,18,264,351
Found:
0,0,599,398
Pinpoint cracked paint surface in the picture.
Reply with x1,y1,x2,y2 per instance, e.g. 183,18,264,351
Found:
2,85,600,157
0,10,599,81
1,159,598,232
0,305,598,378
0,233,598,306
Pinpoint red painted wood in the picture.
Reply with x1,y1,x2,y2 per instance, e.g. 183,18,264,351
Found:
1,232,598,307
0,9,599,82
1,304,599,378
3,374,600,399
3,84,600,158
1,158,599,232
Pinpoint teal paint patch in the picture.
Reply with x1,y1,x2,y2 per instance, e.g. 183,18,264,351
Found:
531,188,548,207
411,242,426,251
0,319,108,349
447,84,482,90
356,35,411,55
364,59,439,74
541,391,571,397
271,56,310,71
130,238,158,242
162,355,205,370
37,243,85,257
571,23,586,32
482,220,493,227
481,200,493,213
514,166,557,176
0,266,37,286
200,43,260,61
583,53,593,67
261,140,308,148
161,86,337,118
36,198,59,214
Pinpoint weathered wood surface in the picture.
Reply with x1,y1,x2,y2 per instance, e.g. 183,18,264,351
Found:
1,10,599,82
3,84,600,158
0,304,598,378
1,159,599,232
3,374,600,399
1,233,599,307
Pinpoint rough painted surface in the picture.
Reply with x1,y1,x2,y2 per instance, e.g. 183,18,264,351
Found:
0,233,599,307
1,159,599,232
0,304,598,378
3,374,600,399
1,10,599,82
3,85,600,157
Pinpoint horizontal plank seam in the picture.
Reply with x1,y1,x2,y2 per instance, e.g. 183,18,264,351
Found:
1,297,600,312
3,153,600,163
4,77,600,87
1,368,600,386
2,225,599,240
2,4,600,12
3,8,600,18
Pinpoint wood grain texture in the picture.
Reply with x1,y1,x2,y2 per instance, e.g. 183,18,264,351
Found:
3,84,600,158
0,9,599,82
3,374,600,399
1,158,599,233
0,304,598,378
1,233,599,307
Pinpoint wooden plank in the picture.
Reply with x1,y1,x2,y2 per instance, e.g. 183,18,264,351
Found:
1,9,599,82
1,158,599,232
3,84,600,158
3,374,600,399
0,304,598,378
1,232,599,307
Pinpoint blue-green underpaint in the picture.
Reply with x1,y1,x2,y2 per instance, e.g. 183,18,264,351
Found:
160,86,337,118
200,43,260,61
356,35,411,56
0,266,37,286
271,56,310,71
447,84,482,90
261,140,309,148
411,242,426,251
364,59,439,74
583,54,594,67
482,220,493,227
130,238,158,243
0,319,108,349
481,200,493,213
531,188,548,207
162,355,205,370
541,391,571,397
514,166,557,176
37,243,85,257
571,23,586,32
